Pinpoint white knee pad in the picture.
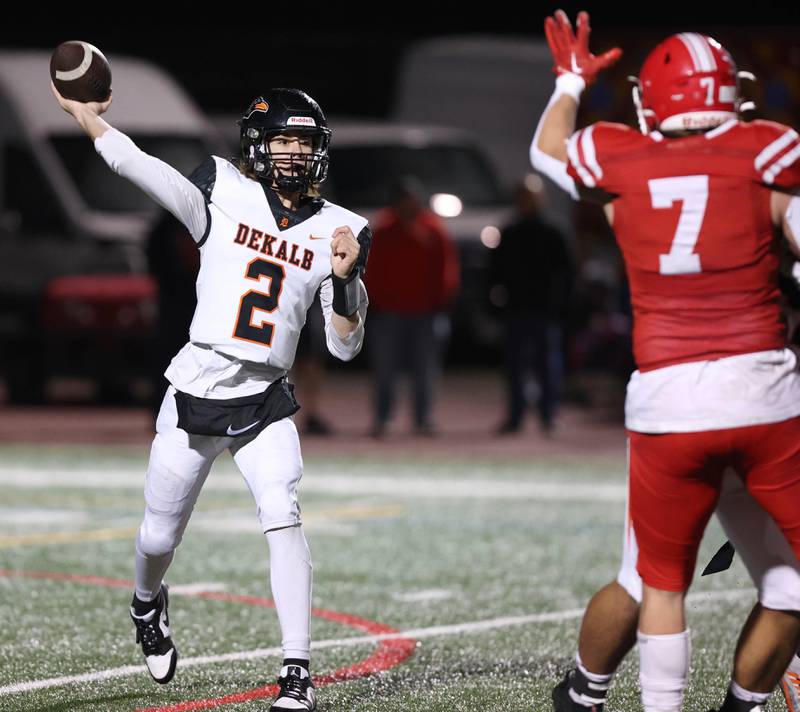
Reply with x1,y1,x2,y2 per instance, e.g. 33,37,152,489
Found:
137,512,184,558
258,481,301,532
758,562,800,611
231,418,304,531
716,470,800,612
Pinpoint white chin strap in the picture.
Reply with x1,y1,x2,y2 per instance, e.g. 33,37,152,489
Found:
629,79,655,135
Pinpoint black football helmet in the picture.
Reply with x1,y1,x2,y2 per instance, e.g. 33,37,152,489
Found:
239,88,331,193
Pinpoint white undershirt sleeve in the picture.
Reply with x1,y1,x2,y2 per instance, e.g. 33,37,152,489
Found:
94,128,208,243
318,276,368,361
529,75,585,200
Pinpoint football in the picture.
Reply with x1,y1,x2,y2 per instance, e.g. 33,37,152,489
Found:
50,41,112,103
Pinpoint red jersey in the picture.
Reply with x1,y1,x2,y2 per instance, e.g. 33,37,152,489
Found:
566,119,800,371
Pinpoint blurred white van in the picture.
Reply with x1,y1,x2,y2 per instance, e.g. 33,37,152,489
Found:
0,50,225,402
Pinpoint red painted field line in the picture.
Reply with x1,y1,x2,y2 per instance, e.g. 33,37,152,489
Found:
0,570,417,711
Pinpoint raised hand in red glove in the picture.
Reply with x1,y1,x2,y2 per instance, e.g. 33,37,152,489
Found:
544,10,622,86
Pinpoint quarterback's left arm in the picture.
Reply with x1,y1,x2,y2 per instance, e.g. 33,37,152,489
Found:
320,225,371,359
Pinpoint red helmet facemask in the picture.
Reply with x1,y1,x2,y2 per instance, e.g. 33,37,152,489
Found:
632,33,751,134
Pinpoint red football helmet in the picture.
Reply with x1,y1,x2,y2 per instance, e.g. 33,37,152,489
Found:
634,33,746,134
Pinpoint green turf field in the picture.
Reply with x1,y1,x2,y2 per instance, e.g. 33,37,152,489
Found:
0,446,779,711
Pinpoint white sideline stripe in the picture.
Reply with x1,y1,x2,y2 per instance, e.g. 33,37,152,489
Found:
0,467,627,502
0,587,754,696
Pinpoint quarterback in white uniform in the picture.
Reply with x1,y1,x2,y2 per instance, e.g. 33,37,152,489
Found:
51,84,371,712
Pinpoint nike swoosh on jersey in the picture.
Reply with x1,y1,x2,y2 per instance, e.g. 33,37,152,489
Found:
226,421,261,436
309,235,327,240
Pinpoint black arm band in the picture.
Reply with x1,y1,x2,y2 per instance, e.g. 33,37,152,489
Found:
331,269,361,317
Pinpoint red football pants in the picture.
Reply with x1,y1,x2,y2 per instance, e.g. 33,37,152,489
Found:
629,417,800,592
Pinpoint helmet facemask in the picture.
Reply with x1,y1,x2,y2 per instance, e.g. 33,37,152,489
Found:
238,88,332,194
242,126,331,194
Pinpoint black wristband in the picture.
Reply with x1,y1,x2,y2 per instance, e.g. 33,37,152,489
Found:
331,269,361,317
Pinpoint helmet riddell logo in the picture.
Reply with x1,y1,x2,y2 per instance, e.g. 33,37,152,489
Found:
287,116,316,127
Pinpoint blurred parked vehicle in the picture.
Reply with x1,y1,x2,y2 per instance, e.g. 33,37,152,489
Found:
0,50,225,403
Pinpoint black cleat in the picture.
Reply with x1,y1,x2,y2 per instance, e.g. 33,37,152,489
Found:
552,669,604,711
270,664,316,711
129,583,178,684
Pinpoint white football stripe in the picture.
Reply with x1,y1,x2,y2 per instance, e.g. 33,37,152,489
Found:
678,33,716,72
705,119,737,140
580,125,603,182
566,131,596,188
677,33,702,71
54,42,93,81
763,142,800,185
0,587,754,696
755,129,799,171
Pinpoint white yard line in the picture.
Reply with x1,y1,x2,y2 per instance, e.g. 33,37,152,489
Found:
393,589,454,603
0,588,754,696
0,466,626,502
169,583,229,595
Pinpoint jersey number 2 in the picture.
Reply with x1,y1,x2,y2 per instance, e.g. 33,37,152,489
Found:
649,175,709,275
233,258,285,346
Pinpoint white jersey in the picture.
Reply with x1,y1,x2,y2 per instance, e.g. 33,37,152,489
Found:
189,156,367,365
95,128,369,399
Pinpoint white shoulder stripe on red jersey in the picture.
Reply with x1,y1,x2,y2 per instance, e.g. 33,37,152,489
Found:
755,128,799,171
678,33,717,72
566,130,596,188
763,142,800,185
580,125,603,182
705,119,737,139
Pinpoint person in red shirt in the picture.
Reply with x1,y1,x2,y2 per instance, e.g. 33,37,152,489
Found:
532,11,800,712
365,176,460,436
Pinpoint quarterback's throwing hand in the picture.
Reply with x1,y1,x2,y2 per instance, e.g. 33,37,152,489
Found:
544,10,622,86
330,226,360,278
50,81,112,118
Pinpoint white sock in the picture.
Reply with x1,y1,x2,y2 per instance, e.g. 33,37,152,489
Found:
730,680,770,705
134,534,173,602
638,629,691,712
266,525,312,660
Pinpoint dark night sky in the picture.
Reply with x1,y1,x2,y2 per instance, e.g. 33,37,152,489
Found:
5,5,800,116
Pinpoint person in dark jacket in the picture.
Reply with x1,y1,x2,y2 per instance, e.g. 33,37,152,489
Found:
490,177,574,434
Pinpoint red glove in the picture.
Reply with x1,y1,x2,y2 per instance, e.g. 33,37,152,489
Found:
544,10,622,86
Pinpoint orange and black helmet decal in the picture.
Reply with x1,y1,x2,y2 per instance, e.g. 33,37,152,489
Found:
243,98,270,120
